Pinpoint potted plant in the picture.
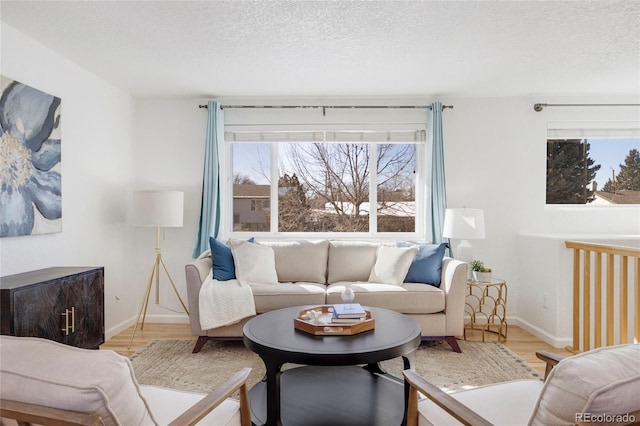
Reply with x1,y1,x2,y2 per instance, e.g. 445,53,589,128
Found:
470,260,492,282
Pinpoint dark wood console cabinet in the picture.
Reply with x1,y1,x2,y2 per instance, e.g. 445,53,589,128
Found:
0,267,104,349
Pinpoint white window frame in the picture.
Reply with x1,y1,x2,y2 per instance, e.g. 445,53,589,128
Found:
545,120,640,209
220,127,430,242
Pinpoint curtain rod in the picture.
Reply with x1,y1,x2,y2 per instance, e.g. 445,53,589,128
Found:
198,104,453,113
534,103,640,112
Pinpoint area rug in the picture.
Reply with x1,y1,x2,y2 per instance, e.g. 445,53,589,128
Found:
130,339,541,394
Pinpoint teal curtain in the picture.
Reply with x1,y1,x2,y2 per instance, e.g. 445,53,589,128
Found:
193,101,223,257
429,102,448,250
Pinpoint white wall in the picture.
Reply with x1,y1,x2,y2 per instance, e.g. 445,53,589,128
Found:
131,99,207,323
0,23,136,338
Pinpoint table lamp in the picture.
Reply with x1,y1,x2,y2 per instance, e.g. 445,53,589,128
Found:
442,208,485,264
129,190,189,349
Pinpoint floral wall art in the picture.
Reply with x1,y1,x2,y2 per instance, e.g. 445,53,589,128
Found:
0,76,62,237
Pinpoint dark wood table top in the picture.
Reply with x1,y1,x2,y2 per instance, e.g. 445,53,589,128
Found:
243,305,421,366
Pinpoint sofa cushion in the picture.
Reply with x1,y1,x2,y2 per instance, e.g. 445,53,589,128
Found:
529,344,640,426
260,240,328,284
250,282,327,313
326,282,445,314
397,242,447,287
0,336,155,426
209,237,254,281
327,241,383,283
368,245,418,285
229,238,278,284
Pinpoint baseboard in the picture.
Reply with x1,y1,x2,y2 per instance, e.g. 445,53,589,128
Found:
142,313,190,324
105,317,136,341
511,317,572,349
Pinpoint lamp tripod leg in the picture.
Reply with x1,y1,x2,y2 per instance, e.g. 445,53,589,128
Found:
127,254,159,350
158,253,189,315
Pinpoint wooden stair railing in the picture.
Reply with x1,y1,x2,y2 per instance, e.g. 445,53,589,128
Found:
565,241,640,353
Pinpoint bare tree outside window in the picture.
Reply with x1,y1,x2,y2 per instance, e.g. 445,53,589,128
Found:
281,142,416,232
376,144,416,232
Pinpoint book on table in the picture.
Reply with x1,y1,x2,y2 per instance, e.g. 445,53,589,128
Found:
331,313,366,324
332,303,366,318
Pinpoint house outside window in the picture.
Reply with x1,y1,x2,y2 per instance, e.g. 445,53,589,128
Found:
546,122,640,206
226,128,427,239
233,183,270,232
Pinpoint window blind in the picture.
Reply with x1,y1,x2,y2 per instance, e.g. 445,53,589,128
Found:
224,130,426,143
547,121,640,139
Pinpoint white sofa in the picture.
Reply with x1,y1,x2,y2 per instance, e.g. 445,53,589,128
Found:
185,239,468,353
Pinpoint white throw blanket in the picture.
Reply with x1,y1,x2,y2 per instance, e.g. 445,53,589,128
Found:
198,274,256,330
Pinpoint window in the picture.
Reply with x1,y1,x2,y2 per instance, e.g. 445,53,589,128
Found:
546,122,640,205
228,129,425,236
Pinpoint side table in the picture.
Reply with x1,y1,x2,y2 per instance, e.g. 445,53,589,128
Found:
464,278,508,342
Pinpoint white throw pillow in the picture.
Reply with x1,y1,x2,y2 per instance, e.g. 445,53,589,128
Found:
229,238,279,284
368,245,418,285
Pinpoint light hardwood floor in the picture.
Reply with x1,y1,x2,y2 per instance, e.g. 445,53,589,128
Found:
101,323,573,376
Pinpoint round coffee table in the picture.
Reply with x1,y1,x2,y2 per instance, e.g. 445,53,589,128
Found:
243,305,421,426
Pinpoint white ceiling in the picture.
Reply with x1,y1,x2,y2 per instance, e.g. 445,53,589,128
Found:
1,0,639,99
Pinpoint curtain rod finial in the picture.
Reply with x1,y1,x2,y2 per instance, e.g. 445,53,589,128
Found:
534,103,546,112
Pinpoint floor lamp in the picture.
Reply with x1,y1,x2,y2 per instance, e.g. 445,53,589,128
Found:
442,208,486,277
129,190,189,349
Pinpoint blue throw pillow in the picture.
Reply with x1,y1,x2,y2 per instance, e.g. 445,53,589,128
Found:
397,242,447,287
209,237,254,281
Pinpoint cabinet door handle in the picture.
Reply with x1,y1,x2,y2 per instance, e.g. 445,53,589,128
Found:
61,309,70,335
61,307,75,335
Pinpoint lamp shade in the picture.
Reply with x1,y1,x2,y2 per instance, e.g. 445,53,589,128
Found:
442,208,485,240
132,190,184,227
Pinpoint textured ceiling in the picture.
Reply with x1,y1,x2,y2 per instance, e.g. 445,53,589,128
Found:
1,0,639,99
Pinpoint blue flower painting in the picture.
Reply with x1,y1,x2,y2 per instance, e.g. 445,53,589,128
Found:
0,77,62,237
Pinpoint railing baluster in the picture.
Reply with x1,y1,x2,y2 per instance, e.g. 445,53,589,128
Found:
594,252,602,348
606,253,614,347
620,255,628,344
584,250,591,352
572,248,581,353
635,257,639,344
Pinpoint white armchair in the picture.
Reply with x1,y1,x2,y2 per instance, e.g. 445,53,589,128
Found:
0,336,251,426
404,344,640,426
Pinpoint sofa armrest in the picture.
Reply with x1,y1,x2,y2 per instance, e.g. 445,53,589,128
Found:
440,257,468,336
185,256,213,336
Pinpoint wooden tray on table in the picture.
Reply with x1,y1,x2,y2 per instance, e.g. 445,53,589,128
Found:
294,305,375,336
